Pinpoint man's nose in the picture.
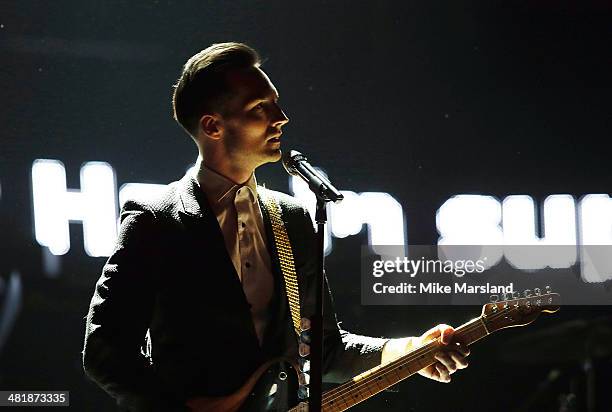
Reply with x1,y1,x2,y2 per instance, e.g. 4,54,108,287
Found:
272,103,289,127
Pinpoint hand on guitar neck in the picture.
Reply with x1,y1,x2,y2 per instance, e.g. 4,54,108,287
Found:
381,324,470,383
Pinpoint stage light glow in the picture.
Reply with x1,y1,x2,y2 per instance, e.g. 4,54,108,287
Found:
81,162,118,257
358,192,406,255
542,195,577,268
543,195,577,245
437,195,503,244
29,158,608,285
578,194,612,282
502,195,543,269
31,160,118,257
502,195,577,269
32,159,70,255
289,174,332,255
579,194,612,245
290,176,406,255
330,191,363,238
502,195,539,245
436,195,503,267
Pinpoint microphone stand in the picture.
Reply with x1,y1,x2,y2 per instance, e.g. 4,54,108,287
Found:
281,150,343,412
309,197,328,412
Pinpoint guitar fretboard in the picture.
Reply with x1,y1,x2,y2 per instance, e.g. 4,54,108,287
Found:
290,317,488,412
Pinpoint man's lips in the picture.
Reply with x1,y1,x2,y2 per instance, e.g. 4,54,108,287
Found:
267,133,282,142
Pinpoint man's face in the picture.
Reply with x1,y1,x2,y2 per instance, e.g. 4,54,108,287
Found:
219,66,289,171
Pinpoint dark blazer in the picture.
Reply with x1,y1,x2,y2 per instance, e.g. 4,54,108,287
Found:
83,172,386,411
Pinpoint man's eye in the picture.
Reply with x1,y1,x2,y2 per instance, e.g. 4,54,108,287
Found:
254,102,264,110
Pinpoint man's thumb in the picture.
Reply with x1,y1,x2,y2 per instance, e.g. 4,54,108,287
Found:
422,324,453,344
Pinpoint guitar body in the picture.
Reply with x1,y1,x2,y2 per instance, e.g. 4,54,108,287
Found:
186,359,299,412
241,360,299,411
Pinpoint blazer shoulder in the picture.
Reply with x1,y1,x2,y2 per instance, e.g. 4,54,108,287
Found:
120,180,183,219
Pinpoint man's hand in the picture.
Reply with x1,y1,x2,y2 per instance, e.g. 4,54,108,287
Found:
414,324,469,383
381,324,470,383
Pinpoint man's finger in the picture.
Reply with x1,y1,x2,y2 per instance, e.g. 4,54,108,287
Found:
418,365,437,380
435,363,451,382
421,324,454,344
449,351,469,369
454,342,470,357
440,326,454,345
434,352,457,374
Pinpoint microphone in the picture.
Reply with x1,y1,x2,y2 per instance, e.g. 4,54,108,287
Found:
282,150,344,203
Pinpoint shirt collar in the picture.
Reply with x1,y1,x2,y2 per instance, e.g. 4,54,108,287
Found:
195,162,258,205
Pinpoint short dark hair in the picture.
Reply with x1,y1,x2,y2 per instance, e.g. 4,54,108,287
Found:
172,42,261,137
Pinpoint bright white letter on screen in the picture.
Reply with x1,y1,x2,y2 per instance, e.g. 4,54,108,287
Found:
579,194,612,282
32,159,118,256
436,195,503,266
502,195,577,269
356,192,405,254
290,175,405,255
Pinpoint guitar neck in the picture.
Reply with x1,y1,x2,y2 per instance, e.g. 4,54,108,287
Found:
288,292,559,411
314,316,490,412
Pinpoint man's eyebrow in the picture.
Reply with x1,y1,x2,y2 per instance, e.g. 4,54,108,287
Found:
263,89,280,100
245,90,279,105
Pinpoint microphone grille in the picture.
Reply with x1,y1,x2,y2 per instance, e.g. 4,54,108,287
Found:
282,150,304,176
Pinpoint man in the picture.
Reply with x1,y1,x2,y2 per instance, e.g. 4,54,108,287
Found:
83,42,469,411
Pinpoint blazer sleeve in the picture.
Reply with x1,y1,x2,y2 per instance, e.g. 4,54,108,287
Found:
295,207,389,383
82,201,187,412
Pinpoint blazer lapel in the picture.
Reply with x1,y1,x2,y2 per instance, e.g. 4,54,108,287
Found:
177,173,229,260
176,173,260,346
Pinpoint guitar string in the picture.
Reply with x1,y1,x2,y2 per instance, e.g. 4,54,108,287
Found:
319,303,530,409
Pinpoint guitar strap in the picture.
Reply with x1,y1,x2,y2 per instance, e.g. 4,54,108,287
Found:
259,189,302,337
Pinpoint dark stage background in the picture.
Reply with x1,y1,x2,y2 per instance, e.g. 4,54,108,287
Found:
1,1,611,411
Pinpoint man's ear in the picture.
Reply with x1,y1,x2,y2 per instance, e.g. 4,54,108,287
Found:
199,114,223,139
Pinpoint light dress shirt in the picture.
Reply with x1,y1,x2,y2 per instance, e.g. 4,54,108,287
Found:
195,162,274,345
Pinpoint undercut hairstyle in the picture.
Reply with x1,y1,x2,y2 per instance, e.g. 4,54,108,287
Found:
172,42,261,137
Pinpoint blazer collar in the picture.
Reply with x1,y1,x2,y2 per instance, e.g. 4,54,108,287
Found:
177,171,209,218
196,163,258,205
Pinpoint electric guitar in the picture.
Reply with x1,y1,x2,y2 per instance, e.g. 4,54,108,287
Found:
187,288,560,412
